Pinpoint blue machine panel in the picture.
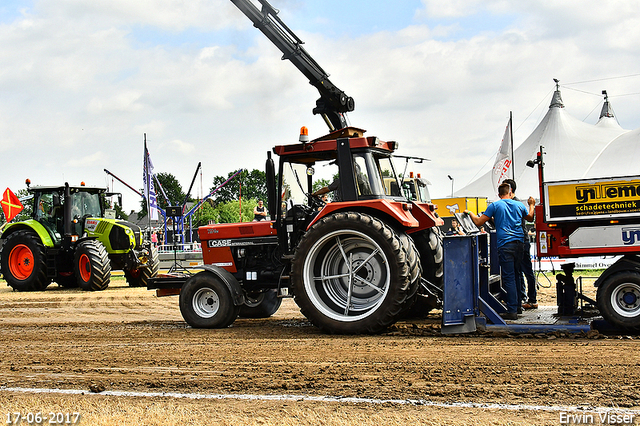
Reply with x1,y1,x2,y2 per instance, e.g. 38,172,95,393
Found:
442,236,479,332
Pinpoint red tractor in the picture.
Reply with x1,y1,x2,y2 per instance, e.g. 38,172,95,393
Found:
154,127,445,334
149,0,444,334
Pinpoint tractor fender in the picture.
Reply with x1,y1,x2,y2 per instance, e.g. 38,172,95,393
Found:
309,199,420,230
308,200,439,235
199,265,245,306
593,255,640,288
1,220,56,248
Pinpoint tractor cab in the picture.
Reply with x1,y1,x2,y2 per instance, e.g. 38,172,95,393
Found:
69,189,103,220
30,185,106,245
33,188,65,241
271,127,417,253
386,173,432,203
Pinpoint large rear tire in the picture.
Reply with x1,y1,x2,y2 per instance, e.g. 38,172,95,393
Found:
596,271,640,331
74,240,111,291
179,272,240,328
398,233,422,312
291,212,413,334
239,289,282,318
0,230,50,292
125,246,159,287
403,228,444,317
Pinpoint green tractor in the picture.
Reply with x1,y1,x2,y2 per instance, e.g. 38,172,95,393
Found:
0,182,159,291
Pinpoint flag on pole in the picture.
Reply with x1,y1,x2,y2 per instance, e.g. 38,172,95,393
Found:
492,115,514,195
1,188,24,222
143,142,159,221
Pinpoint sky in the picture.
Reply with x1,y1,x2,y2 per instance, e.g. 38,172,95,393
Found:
1,0,640,214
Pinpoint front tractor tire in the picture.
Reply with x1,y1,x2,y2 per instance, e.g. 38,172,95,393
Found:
74,240,112,291
125,246,160,287
291,212,415,334
179,272,240,328
0,230,50,291
597,271,640,331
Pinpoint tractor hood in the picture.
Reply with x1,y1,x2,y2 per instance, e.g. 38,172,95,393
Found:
84,218,143,253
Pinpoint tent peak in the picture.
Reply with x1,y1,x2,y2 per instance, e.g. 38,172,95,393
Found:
599,90,614,118
549,78,564,109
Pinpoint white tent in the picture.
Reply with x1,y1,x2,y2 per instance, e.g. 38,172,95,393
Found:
595,91,621,129
584,126,640,178
456,86,628,200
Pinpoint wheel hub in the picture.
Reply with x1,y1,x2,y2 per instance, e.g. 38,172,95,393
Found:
352,259,375,286
193,288,220,318
622,291,638,306
612,283,640,318
9,244,34,280
78,254,91,282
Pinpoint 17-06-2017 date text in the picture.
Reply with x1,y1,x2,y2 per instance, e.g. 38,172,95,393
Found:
6,412,81,425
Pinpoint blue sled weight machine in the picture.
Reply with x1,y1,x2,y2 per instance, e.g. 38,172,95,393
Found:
440,232,593,335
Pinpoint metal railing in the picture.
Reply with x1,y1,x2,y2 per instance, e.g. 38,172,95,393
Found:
156,242,202,253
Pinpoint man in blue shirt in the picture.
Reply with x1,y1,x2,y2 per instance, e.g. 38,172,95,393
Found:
466,182,535,319
504,178,537,310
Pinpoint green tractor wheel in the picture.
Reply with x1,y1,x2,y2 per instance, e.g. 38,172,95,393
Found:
0,230,50,292
74,240,112,291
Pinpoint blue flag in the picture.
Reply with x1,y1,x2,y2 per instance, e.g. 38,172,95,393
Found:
143,142,158,221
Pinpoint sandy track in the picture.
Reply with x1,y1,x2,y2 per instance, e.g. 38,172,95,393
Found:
0,279,639,425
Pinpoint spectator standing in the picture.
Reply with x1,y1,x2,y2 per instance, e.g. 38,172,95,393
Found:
503,179,537,309
253,200,267,222
466,182,535,320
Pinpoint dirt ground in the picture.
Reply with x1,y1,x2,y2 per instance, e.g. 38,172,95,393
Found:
0,274,639,426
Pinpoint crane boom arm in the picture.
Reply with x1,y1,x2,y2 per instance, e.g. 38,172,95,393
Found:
230,0,354,131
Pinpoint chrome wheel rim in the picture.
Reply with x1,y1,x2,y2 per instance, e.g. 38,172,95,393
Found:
302,229,390,322
611,282,640,318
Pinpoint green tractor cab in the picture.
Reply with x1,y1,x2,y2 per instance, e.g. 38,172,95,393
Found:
1,183,158,291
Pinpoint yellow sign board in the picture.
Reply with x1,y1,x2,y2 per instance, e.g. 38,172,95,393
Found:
432,197,488,218
544,176,640,221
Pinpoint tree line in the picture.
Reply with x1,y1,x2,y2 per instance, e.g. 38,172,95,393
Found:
1,170,269,227
138,169,269,226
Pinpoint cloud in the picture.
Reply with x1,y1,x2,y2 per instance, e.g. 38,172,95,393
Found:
299,2,640,196
160,139,196,155
88,91,144,114
32,0,242,32
417,0,484,19
66,151,106,167
1,0,640,213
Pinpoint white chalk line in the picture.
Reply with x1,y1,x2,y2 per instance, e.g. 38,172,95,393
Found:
2,386,639,415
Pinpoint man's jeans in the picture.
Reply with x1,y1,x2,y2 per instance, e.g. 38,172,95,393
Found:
519,241,536,304
498,240,524,314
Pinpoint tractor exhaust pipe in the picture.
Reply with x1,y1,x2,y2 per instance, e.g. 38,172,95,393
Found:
63,183,73,248
266,151,276,219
